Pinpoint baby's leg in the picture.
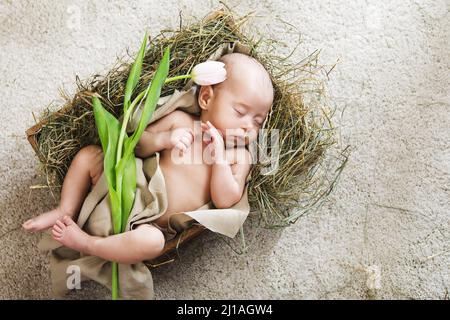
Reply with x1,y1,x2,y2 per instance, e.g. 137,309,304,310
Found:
52,216,165,264
23,145,104,232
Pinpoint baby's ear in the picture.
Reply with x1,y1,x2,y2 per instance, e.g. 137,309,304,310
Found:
198,85,214,111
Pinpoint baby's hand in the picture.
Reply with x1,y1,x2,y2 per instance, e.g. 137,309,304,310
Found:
169,127,194,154
201,121,225,163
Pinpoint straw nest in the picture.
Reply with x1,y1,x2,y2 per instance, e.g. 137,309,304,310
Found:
32,8,348,229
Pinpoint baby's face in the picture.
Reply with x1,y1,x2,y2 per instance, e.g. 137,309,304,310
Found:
199,57,274,146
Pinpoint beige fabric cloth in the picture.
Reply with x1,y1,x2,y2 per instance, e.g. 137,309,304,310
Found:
38,41,253,300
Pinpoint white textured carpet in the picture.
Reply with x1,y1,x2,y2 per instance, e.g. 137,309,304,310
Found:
0,0,448,299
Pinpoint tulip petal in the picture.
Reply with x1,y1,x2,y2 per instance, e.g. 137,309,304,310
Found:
192,60,227,85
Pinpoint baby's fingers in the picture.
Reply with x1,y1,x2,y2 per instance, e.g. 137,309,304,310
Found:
180,139,192,150
206,121,217,131
202,130,212,142
206,121,222,137
175,141,186,150
183,132,194,144
174,141,187,154
201,123,209,132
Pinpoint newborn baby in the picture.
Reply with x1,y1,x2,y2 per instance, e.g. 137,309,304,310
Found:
23,53,274,264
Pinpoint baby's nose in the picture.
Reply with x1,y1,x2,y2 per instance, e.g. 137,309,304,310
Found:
242,121,254,131
242,123,259,134
239,126,250,136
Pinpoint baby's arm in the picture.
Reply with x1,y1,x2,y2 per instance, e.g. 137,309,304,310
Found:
201,121,251,208
210,148,251,208
135,110,193,158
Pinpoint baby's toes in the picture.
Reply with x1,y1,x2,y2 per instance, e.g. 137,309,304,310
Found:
52,228,62,239
62,215,75,226
53,224,63,233
55,219,65,230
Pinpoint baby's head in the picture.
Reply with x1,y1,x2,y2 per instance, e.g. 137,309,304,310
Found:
197,53,274,145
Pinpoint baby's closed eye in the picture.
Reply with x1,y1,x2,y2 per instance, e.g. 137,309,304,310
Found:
233,107,245,116
254,118,264,125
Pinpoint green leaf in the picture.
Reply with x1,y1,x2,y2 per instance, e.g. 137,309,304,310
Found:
124,32,148,113
92,97,108,154
92,97,120,191
109,188,122,235
92,96,122,235
120,145,136,233
126,47,170,158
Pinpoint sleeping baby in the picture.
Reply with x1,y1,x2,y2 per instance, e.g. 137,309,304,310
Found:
23,53,274,264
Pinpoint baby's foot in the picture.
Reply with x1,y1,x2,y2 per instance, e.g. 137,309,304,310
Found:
23,207,68,233
51,216,91,254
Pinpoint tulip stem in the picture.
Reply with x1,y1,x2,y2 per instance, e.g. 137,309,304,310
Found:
165,74,191,83
112,262,118,300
